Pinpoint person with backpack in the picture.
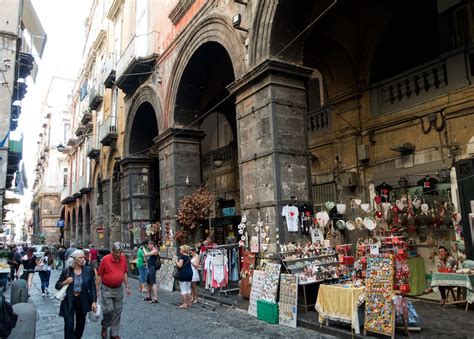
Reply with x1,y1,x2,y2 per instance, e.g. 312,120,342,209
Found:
136,241,148,293
143,240,160,303
38,249,54,296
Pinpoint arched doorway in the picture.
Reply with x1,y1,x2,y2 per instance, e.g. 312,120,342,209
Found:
77,205,83,247
122,92,160,246
174,41,240,245
85,203,91,246
65,211,71,247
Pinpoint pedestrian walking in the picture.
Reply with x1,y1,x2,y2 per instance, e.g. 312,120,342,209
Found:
18,247,37,294
176,245,193,309
190,247,200,303
55,249,97,339
143,240,159,303
88,244,98,270
65,243,77,260
38,249,54,296
97,242,130,339
57,245,66,270
136,240,148,293
7,245,21,284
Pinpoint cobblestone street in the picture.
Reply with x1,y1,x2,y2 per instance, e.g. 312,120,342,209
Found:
10,269,334,339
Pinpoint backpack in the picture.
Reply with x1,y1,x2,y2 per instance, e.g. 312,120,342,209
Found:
0,294,18,337
156,253,162,270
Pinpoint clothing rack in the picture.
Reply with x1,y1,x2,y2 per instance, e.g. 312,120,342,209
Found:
198,243,239,309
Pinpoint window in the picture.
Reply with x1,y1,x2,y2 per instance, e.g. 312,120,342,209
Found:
63,123,70,144
312,183,336,212
63,168,67,188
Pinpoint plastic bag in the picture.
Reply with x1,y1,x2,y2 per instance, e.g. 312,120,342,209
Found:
88,303,101,322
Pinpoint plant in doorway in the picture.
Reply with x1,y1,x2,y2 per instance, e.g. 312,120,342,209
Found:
176,186,214,244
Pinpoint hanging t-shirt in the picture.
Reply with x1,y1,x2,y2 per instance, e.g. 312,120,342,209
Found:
299,205,314,234
282,205,299,232
417,176,438,195
375,182,393,202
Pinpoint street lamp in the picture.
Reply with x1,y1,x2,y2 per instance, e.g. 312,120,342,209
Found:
57,144,66,153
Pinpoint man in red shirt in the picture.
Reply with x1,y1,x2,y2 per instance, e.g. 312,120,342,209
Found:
97,242,130,339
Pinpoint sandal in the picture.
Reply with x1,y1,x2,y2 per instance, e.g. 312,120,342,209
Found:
148,299,159,304
178,304,188,309
143,297,152,301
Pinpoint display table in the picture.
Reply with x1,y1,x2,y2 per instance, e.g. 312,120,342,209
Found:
298,280,322,321
407,257,426,296
315,285,366,334
431,272,474,310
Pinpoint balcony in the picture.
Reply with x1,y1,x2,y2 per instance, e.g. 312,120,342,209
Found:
87,137,100,160
99,116,118,146
370,50,471,115
6,139,23,189
78,175,92,194
72,181,81,199
89,86,104,110
75,125,85,137
201,143,237,170
101,54,116,88
60,186,73,204
115,32,160,95
307,106,331,137
80,109,92,125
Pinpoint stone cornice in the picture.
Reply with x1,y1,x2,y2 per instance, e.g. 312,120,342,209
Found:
168,0,196,25
227,59,313,95
153,128,205,145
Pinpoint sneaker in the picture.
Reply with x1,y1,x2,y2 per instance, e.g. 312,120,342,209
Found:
42,293,45,297
45,288,49,296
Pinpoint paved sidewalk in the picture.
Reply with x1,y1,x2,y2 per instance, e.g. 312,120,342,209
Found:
15,269,335,339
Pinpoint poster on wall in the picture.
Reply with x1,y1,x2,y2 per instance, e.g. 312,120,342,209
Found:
278,274,298,328
364,255,395,337
248,266,281,317
156,258,176,292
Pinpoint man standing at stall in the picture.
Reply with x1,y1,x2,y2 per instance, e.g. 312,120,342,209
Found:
97,242,131,339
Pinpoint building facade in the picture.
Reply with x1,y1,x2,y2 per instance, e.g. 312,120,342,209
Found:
0,0,45,225
31,76,75,245
56,0,474,257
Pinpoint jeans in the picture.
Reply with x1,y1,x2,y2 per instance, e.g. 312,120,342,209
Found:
57,259,65,270
38,270,51,293
138,266,147,284
64,295,86,339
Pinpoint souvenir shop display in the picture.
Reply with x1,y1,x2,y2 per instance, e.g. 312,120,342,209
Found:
364,254,396,338
201,244,240,297
248,267,281,317
239,250,256,298
278,274,298,328
156,257,177,292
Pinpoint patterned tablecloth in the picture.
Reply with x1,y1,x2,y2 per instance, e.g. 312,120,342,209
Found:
315,285,366,334
431,272,474,303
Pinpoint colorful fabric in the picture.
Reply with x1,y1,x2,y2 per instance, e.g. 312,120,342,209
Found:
407,257,426,296
431,272,474,303
315,285,366,334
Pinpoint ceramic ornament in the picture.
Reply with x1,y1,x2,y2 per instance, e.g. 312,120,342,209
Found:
325,201,335,210
413,199,422,209
421,203,429,214
335,219,346,231
345,220,356,231
382,203,391,219
374,195,382,205
364,217,377,231
355,217,364,228
336,204,347,215
353,199,362,206
361,203,371,213
395,199,404,211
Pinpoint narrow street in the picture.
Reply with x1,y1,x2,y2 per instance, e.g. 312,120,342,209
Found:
22,269,334,339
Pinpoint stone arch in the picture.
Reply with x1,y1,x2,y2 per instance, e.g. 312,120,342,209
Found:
85,203,91,246
248,0,278,66
77,205,83,247
124,85,162,155
165,15,245,126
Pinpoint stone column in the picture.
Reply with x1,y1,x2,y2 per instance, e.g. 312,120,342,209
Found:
154,129,204,246
228,60,313,252
101,178,111,248
120,157,154,247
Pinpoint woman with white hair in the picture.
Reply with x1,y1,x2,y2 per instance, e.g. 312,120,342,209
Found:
56,249,97,339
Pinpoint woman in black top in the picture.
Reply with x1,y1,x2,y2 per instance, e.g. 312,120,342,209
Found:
19,247,38,294
176,245,193,308
144,240,159,303
56,249,97,339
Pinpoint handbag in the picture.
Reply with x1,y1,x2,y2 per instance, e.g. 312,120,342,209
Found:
173,257,190,279
54,284,68,301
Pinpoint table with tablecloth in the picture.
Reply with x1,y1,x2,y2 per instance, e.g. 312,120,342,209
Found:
407,257,426,296
431,272,474,304
315,285,366,334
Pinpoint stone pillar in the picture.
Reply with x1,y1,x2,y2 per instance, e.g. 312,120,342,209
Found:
228,60,313,252
101,178,111,248
155,129,204,246
120,157,154,247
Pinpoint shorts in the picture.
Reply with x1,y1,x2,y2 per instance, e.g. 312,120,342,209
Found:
179,281,191,295
146,266,157,285
138,266,147,284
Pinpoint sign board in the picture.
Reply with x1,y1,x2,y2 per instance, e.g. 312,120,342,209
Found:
156,258,176,292
248,265,281,317
278,274,298,328
364,255,395,338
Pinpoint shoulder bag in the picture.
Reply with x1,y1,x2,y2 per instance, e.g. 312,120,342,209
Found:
173,257,190,279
